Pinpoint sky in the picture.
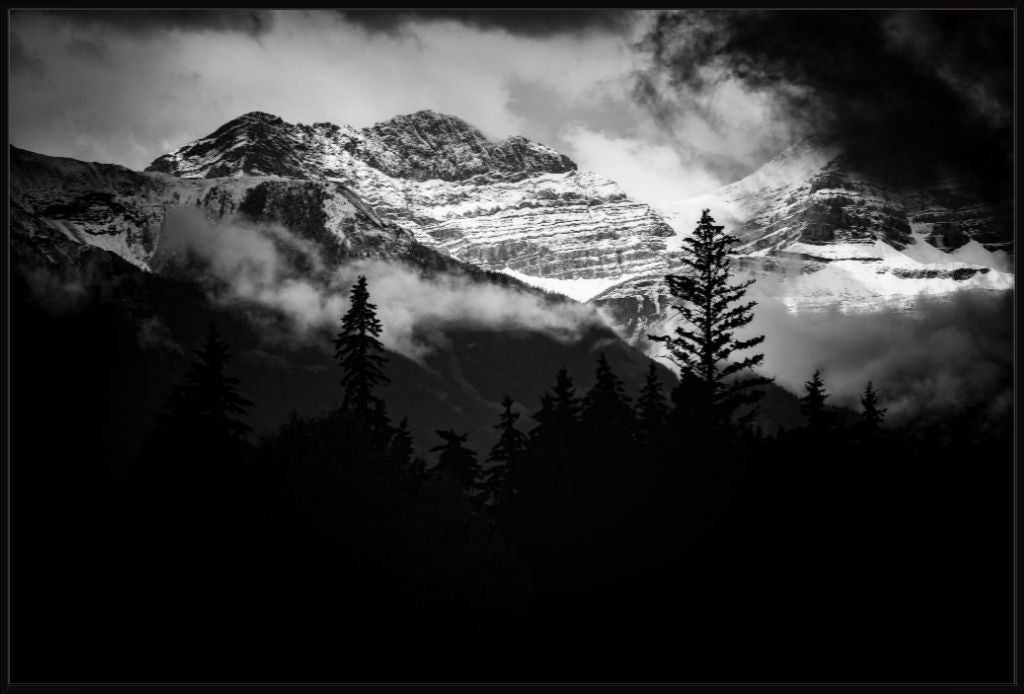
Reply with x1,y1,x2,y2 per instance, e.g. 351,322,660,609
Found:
5,10,798,212
10,9,1012,211
11,9,1013,427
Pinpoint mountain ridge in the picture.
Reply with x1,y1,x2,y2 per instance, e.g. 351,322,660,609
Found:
147,109,578,183
145,111,676,287
13,108,1015,352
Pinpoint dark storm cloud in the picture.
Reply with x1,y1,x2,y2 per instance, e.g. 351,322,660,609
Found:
11,34,46,78
66,38,108,62
637,10,1012,190
338,10,630,37
32,10,272,37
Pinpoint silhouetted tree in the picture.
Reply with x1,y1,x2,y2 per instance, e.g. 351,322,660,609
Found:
334,275,389,418
635,361,669,446
649,210,772,435
160,322,253,443
486,396,527,506
432,430,483,496
859,381,886,438
581,353,634,443
550,367,582,428
530,393,556,443
136,323,254,594
531,368,581,443
392,417,415,467
801,369,835,433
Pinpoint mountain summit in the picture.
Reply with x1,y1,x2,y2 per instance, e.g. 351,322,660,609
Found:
147,110,576,182
147,111,673,292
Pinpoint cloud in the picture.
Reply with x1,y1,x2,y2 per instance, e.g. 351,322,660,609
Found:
65,39,109,62
13,9,1010,217
10,11,643,175
641,268,1012,433
137,316,184,354
33,10,272,37
157,208,604,361
336,10,633,37
19,264,89,314
635,10,1012,189
11,10,754,210
746,287,1013,432
561,124,723,208
11,34,46,79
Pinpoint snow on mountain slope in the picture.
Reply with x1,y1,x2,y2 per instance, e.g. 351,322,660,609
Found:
661,137,1012,258
658,137,842,241
597,138,1013,345
738,239,1013,312
147,111,676,285
596,236,1013,349
10,146,422,273
14,110,1013,357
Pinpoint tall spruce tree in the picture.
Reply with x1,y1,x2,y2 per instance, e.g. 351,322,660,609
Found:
334,276,390,417
551,367,581,427
581,353,634,442
392,417,415,467
530,392,556,443
431,430,483,495
801,369,835,432
161,323,253,442
485,396,528,506
143,323,253,509
859,381,886,436
636,361,669,445
650,210,772,434
531,367,581,443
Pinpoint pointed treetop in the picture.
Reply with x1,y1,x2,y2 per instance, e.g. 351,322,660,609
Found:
334,275,390,417
649,209,772,436
801,369,835,431
860,381,886,431
431,429,482,493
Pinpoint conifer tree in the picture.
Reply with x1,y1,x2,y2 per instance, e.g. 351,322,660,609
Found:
801,369,835,432
581,353,634,441
859,381,886,435
334,276,389,417
636,361,669,444
649,210,772,434
431,429,483,495
161,323,253,442
485,396,528,506
550,367,581,428
531,367,581,442
143,323,253,512
392,417,415,467
530,392,556,443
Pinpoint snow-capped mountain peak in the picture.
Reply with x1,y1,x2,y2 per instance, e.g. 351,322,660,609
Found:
144,112,674,286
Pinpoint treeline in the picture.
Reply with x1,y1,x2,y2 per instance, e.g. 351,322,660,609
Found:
76,269,1003,683
10,213,1011,684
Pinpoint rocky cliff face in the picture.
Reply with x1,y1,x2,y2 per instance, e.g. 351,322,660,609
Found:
146,111,676,289
13,112,1014,355
601,138,1014,345
11,145,428,275
663,137,1012,256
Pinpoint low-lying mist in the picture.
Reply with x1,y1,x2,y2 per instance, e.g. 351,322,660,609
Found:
751,288,1013,431
158,207,605,361
643,276,1012,431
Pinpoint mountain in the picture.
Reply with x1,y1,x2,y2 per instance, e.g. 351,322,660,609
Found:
11,110,1013,447
599,138,1014,344
9,143,681,460
146,112,1012,329
12,144,424,272
146,111,676,299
